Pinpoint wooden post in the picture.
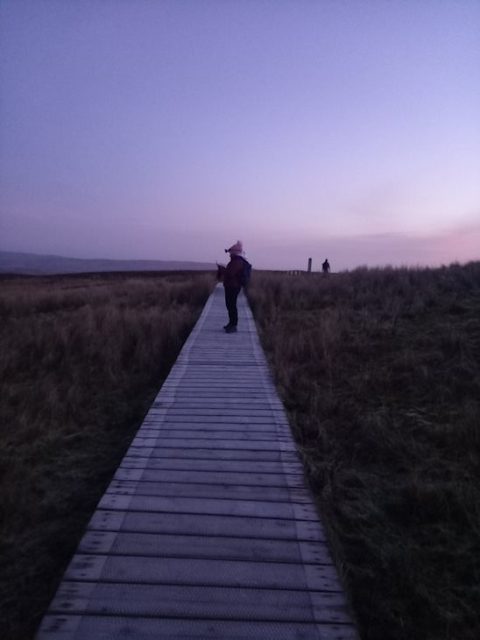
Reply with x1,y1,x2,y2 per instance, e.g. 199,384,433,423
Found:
307,258,312,273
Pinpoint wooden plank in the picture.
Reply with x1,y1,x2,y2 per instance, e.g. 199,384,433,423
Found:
98,494,318,520
153,402,280,410
141,417,289,427
166,377,271,383
131,430,292,441
48,582,351,623
155,398,279,403
123,446,299,462
162,391,277,398
125,437,295,451
76,531,331,565
37,615,359,640
153,408,277,416
139,421,282,432
88,510,326,541
113,468,304,489
171,376,268,382
107,480,312,504
63,555,343,592
137,425,289,435
160,386,274,392
160,392,275,399
120,457,305,475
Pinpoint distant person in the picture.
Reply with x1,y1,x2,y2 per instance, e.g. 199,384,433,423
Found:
322,258,331,274
217,240,251,333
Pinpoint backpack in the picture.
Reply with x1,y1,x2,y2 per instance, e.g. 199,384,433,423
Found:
240,257,252,288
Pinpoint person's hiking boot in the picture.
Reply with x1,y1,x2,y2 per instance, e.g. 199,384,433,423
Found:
223,323,231,330
224,325,237,333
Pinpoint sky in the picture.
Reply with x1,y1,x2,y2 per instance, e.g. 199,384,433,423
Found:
1,0,479,271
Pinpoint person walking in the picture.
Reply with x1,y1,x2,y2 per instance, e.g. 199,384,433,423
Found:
322,258,331,274
217,240,249,333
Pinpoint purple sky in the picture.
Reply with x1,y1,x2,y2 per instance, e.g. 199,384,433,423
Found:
1,0,479,271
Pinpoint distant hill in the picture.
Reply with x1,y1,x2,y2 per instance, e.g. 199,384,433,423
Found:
0,251,216,275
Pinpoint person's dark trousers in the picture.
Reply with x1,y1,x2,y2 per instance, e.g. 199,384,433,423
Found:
225,286,241,326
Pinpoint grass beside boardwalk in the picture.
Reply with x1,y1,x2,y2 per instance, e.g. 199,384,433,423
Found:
0,271,214,640
248,262,480,640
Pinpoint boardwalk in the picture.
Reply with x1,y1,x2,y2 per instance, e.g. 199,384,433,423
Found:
36,285,359,639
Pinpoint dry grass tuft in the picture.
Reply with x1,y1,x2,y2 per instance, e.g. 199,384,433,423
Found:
248,262,480,640
0,271,214,640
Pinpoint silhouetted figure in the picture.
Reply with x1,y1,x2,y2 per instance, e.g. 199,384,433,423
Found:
322,259,331,274
217,240,251,333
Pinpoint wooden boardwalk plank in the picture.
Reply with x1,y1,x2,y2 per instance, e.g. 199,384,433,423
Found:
125,437,296,451
119,461,305,479
76,531,331,564
88,510,327,541
62,555,342,591
48,582,350,623
36,285,358,639
114,464,304,488
37,616,358,640
131,432,295,443
139,421,287,430
107,480,313,503
123,445,298,461
97,494,318,520
119,457,305,474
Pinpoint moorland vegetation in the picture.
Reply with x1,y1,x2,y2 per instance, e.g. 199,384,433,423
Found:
248,261,480,640
0,271,214,639
2,263,479,640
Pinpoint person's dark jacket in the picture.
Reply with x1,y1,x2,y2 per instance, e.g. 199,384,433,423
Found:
223,255,244,289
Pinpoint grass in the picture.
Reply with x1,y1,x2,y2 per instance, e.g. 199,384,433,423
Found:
247,262,480,640
0,271,215,640
2,263,479,639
